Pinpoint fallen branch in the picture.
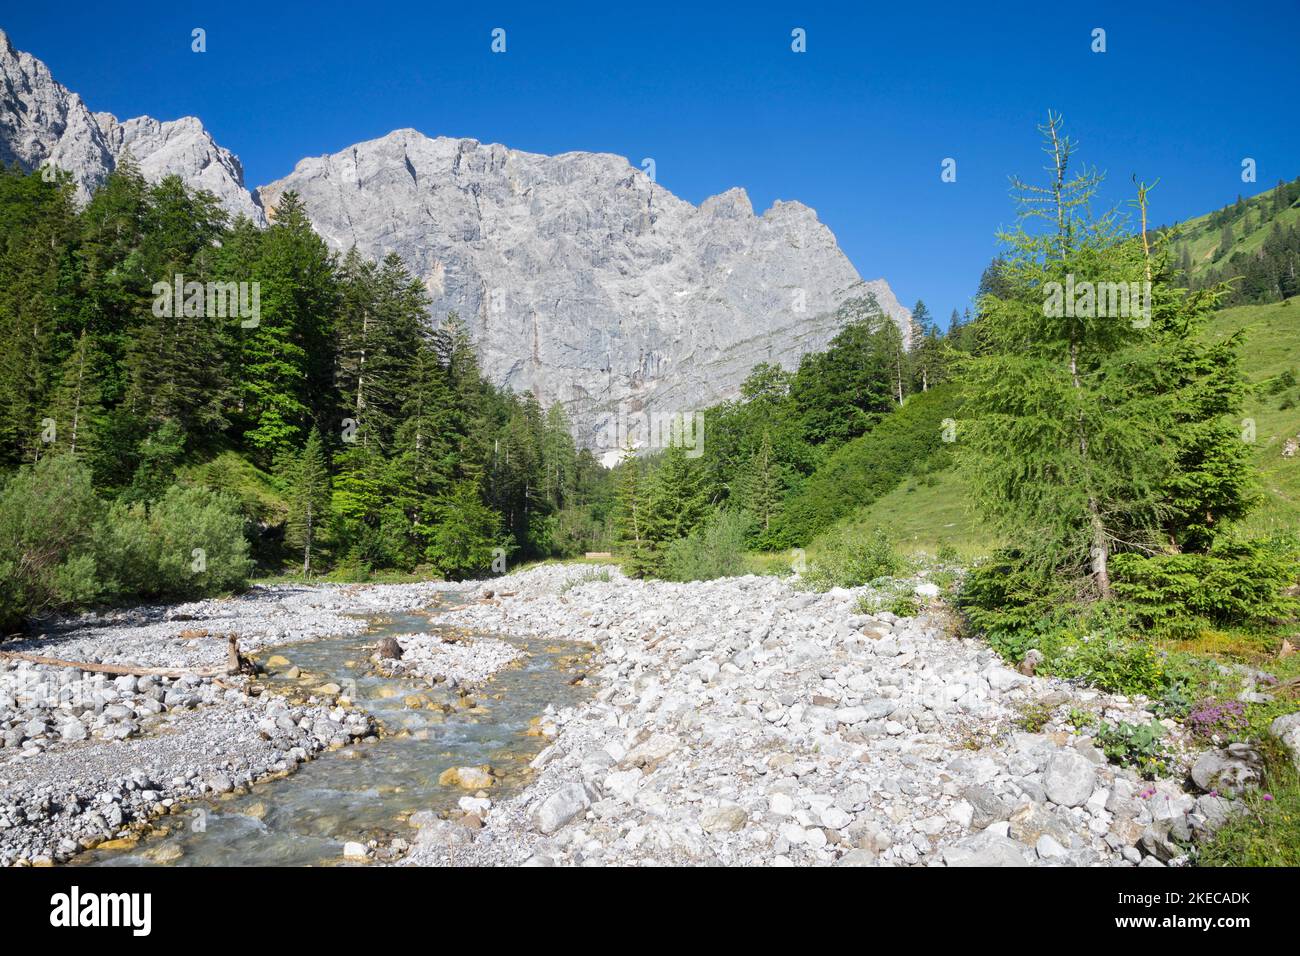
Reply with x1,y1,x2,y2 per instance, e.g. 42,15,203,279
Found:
0,633,250,680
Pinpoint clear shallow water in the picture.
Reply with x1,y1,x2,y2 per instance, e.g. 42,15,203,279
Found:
78,605,590,867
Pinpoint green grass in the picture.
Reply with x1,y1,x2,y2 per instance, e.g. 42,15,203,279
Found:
1172,182,1300,281
1205,296,1300,536
839,467,995,559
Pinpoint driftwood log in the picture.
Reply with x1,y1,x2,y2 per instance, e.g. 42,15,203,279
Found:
0,633,251,680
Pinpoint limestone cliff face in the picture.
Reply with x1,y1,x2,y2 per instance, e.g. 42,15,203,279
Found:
0,28,264,223
259,130,909,446
1,28,909,447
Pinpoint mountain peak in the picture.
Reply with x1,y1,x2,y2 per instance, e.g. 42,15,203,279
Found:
0,30,263,223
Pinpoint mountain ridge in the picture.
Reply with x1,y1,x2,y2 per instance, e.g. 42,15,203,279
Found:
0,28,908,446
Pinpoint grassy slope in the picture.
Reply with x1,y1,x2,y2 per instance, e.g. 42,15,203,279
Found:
833,296,1300,557
1206,296,1300,536
1173,179,1299,280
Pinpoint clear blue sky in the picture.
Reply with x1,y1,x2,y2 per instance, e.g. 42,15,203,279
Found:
5,1,1297,321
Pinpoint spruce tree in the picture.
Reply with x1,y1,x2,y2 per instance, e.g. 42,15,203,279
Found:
285,427,332,574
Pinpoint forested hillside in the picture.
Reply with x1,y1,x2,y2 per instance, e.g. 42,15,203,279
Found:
0,161,613,628
1169,176,1300,306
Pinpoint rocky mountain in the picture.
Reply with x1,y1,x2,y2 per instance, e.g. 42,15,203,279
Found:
0,28,264,223
1,27,909,450
260,130,909,449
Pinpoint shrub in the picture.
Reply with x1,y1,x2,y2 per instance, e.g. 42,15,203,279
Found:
662,510,751,582
801,526,903,591
0,455,104,629
956,548,1077,653
1045,631,1171,697
95,485,254,599
1111,535,1300,638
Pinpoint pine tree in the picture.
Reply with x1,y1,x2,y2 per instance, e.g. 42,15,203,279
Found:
285,427,332,574
240,191,339,462
613,441,643,551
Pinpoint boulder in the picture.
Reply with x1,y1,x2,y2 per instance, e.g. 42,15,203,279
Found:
531,783,592,835
1043,750,1096,807
1190,744,1261,796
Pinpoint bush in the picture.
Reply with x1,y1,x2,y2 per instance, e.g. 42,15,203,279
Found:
1111,535,1300,638
1045,630,1172,697
662,510,751,582
801,526,904,591
95,485,254,599
0,457,253,626
0,454,104,629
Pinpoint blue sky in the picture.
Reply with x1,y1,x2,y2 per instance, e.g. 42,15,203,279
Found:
5,1,1297,321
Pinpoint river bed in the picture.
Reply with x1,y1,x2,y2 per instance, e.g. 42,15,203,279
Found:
75,607,591,866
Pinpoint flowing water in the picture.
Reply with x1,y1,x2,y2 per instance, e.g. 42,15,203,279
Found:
76,602,590,866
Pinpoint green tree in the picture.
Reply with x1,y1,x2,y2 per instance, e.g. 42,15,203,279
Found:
284,427,332,573
428,481,502,579
959,114,1253,598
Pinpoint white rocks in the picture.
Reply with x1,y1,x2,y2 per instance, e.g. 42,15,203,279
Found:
769,793,795,817
1191,744,1262,796
1035,834,1067,860
389,564,1218,869
376,632,521,686
1270,712,1300,774
531,784,592,835
700,805,749,833
343,841,368,859
1043,751,1097,808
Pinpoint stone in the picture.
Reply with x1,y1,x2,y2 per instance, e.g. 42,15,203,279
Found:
438,766,496,790
142,843,184,864
1043,751,1096,807
942,832,1030,867
343,841,368,859
1018,649,1044,676
377,637,403,660
1190,744,1261,796
700,806,748,833
1035,834,1067,860
1008,803,1072,846
531,783,592,835
962,785,1012,829
1139,827,1179,863
837,848,876,866
1270,712,1300,774
819,806,853,830
768,793,795,817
